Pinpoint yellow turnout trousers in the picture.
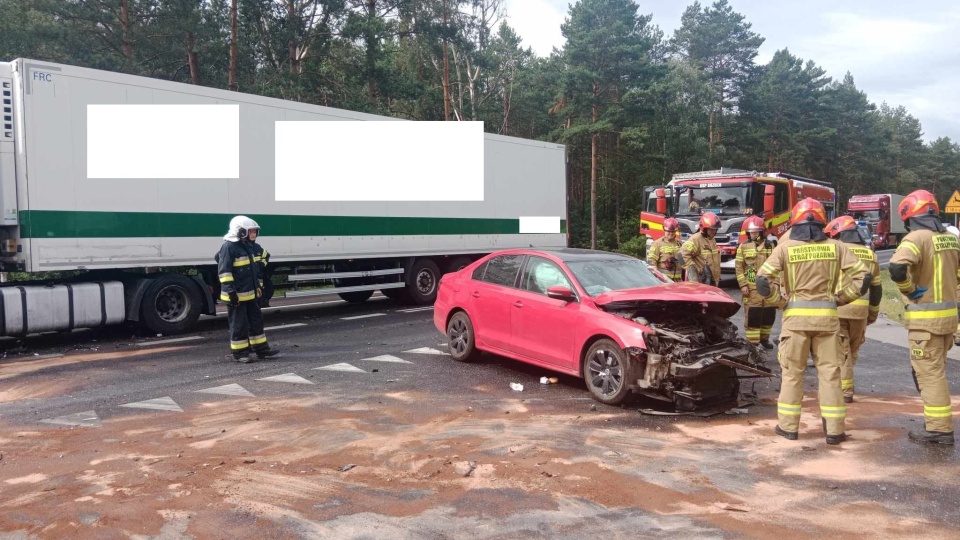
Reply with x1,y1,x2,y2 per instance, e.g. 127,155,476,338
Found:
908,330,955,433
777,328,846,436
838,317,867,398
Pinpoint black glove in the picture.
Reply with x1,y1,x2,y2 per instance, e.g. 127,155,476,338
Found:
228,291,239,306
756,275,771,297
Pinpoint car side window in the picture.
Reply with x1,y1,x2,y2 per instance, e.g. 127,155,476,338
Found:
480,255,524,288
471,261,488,281
521,257,572,295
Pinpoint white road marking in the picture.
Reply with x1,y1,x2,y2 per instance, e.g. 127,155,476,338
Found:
120,397,183,412
256,373,314,384
360,354,413,364
195,383,255,397
398,306,433,313
340,313,386,321
263,323,308,331
360,354,412,364
212,294,388,316
40,410,102,428
403,347,448,356
313,363,367,373
135,336,204,347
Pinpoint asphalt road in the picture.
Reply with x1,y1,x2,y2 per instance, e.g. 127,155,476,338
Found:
1,283,958,538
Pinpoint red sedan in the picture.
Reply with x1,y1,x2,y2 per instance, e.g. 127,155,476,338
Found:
433,248,768,410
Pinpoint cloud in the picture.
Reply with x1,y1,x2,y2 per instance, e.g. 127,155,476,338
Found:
501,0,568,56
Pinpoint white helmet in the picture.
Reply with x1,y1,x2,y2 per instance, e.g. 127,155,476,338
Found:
947,224,960,238
224,215,260,241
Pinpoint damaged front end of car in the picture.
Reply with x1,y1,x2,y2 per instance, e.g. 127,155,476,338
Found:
600,295,773,412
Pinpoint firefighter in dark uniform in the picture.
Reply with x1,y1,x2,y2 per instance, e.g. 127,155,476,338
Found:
888,190,959,445
216,216,281,362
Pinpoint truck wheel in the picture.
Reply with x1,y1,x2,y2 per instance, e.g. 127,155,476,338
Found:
140,274,202,335
583,339,632,406
381,287,406,300
338,290,374,303
406,259,440,305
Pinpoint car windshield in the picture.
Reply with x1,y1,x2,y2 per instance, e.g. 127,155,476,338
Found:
851,210,881,221
565,258,666,297
678,186,753,216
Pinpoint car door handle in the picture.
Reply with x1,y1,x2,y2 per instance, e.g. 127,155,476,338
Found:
471,291,480,298
514,301,523,308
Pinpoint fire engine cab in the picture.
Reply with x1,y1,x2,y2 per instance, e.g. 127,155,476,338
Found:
639,168,837,275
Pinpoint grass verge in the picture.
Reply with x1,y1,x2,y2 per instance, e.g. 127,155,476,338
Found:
879,270,905,323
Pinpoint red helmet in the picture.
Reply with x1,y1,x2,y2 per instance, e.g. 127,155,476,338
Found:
740,216,765,242
825,215,857,238
663,217,680,232
790,197,828,226
699,212,721,231
898,189,939,221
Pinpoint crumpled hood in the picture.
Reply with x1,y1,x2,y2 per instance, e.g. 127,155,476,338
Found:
592,282,741,318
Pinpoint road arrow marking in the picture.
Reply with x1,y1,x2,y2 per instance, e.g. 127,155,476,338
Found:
403,347,448,356
195,383,255,397
360,354,412,364
256,373,314,384
313,363,367,373
120,397,183,412
40,410,102,428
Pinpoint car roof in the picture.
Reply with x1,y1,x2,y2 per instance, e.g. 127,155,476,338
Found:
518,247,637,263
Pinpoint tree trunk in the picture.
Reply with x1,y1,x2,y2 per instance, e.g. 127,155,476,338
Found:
120,0,133,72
287,0,299,75
442,2,451,120
186,32,200,85
591,87,599,250
366,0,377,110
229,0,238,91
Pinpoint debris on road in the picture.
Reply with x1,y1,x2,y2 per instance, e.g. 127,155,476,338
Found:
540,377,549,384
714,502,749,512
243,459,256,464
339,464,356,472
725,408,749,415
510,383,523,391
454,461,477,477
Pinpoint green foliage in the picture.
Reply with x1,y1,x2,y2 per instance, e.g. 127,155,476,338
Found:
0,0,956,252
615,235,646,260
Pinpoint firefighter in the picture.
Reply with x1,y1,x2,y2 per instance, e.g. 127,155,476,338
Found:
949,224,960,347
755,198,870,445
825,215,882,403
736,216,776,350
888,190,959,445
216,216,281,363
678,212,722,286
647,218,683,280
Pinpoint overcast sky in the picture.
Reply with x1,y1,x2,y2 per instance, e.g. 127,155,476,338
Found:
500,0,960,144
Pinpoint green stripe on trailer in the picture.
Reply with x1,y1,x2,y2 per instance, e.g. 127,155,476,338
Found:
19,210,566,239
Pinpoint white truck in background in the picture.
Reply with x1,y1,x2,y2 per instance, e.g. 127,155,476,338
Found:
0,58,568,338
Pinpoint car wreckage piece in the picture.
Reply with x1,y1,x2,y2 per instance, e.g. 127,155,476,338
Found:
601,299,773,412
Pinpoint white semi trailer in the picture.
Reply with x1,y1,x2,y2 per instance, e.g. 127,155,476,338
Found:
0,58,567,337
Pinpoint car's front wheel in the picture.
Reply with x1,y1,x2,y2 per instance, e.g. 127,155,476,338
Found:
446,311,480,362
583,338,632,405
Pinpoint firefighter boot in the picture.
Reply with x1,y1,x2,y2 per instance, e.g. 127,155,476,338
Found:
233,350,251,363
256,347,282,360
822,417,847,445
759,339,774,350
775,425,798,441
908,428,955,445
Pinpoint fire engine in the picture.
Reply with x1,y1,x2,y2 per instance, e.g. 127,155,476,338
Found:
639,168,837,275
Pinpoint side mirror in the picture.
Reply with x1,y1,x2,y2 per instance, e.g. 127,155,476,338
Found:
763,184,775,218
655,188,667,214
547,285,577,302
